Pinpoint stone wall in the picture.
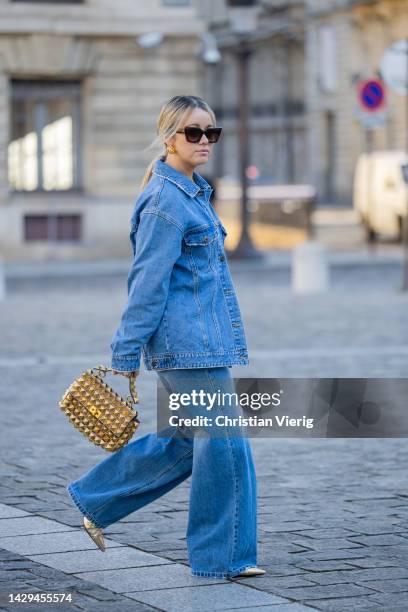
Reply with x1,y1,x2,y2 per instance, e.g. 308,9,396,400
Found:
0,0,204,259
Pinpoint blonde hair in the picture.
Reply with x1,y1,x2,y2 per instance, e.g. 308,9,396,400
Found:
140,95,216,191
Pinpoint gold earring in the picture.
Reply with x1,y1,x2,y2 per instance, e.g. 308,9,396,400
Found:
167,144,177,154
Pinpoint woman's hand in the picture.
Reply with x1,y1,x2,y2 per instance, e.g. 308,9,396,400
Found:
112,369,139,379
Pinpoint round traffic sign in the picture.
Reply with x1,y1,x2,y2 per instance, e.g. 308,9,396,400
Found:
358,79,385,111
380,39,408,96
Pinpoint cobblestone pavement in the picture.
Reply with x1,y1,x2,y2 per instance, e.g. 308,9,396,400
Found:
1,255,408,611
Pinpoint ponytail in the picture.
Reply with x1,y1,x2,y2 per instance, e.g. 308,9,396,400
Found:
139,152,165,192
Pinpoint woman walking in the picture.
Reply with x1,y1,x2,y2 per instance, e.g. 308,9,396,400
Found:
66,95,263,579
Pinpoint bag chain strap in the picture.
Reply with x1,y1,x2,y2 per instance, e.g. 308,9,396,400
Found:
90,365,139,406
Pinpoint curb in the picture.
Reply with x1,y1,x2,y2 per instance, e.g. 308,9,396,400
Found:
3,249,404,280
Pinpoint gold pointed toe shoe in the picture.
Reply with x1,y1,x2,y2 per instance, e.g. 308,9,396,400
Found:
234,567,266,578
83,516,106,552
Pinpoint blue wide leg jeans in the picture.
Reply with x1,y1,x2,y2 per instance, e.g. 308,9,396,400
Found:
66,367,257,579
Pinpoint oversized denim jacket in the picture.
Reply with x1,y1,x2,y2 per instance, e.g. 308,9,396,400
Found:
110,158,249,371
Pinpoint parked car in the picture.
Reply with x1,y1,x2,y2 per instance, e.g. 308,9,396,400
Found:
353,150,408,241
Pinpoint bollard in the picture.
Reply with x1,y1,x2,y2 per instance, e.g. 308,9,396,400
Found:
0,254,5,301
292,240,329,294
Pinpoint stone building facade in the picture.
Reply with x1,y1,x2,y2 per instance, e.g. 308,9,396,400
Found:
1,0,204,260
2,0,408,260
200,0,408,205
305,0,408,205
198,0,308,187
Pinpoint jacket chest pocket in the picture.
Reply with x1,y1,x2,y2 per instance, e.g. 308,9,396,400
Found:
183,224,218,272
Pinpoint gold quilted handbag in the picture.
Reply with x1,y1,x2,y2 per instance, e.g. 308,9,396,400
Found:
58,365,140,452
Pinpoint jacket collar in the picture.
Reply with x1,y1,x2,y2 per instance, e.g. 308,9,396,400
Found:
152,157,213,200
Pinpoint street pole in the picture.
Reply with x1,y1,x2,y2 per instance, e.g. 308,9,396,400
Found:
365,127,377,251
283,35,295,184
406,38,408,153
229,37,263,260
402,37,408,291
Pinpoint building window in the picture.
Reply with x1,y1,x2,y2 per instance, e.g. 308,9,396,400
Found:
24,214,82,242
9,79,82,192
317,24,337,93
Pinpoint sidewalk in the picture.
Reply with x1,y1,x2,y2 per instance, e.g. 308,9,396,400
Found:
0,502,291,611
2,232,408,611
2,246,404,280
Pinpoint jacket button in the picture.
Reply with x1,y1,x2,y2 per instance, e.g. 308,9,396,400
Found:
232,322,241,328
219,255,225,262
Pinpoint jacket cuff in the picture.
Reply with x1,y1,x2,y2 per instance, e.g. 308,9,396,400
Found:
111,351,141,372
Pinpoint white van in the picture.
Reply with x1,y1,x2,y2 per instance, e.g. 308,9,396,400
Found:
353,151,408,241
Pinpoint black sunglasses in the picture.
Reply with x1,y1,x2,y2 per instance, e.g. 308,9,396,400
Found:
176,126,222,144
